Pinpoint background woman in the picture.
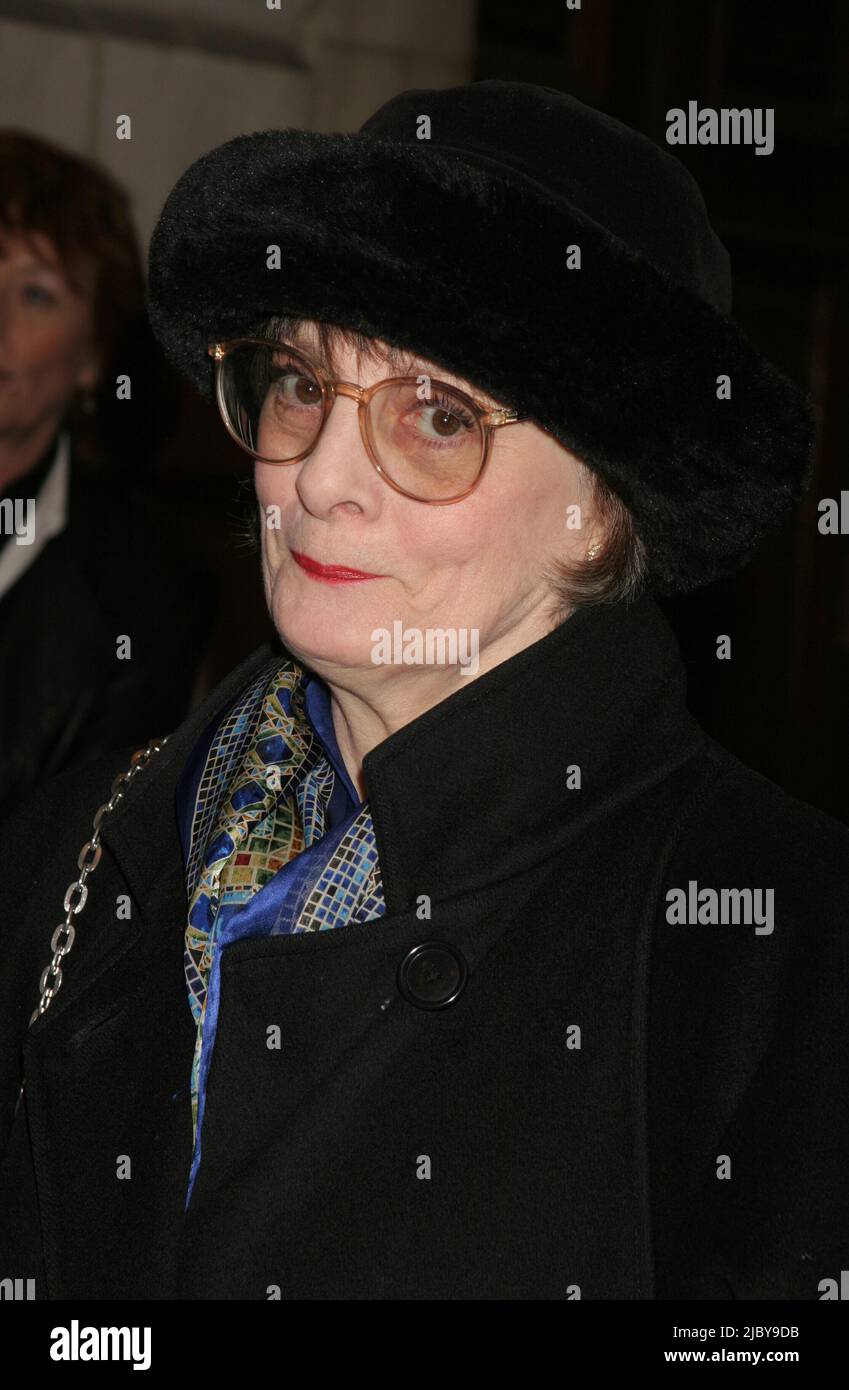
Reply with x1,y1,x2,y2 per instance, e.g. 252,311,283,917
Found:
0,131,212,816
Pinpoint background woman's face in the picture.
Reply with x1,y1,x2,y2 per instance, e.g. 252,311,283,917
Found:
255,323,592,679
0,229,99,454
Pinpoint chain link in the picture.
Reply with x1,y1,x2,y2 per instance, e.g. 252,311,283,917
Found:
14,735,169,1115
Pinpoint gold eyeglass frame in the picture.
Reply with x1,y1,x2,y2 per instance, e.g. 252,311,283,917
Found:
208,337,527,505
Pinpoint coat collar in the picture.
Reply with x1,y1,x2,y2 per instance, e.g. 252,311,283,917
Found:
363,593,706,912
98,593,704,921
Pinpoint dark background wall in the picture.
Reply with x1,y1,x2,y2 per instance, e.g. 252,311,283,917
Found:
153,0,848,822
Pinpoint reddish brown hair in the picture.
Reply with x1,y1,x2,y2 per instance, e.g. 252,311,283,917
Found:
0,129,177,468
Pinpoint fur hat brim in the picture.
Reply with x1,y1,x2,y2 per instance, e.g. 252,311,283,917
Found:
147,128,814,594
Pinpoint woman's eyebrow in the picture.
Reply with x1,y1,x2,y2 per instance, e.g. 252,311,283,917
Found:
281,327,501,405
392,350,502,404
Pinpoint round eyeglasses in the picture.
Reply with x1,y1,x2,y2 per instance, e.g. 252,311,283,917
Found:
208,338,526,504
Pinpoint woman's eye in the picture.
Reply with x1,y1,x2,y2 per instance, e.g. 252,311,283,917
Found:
416,404,467,439
22,283,57,306
275,372,321,405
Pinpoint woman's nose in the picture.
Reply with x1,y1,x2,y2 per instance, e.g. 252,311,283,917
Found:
294,391,376,509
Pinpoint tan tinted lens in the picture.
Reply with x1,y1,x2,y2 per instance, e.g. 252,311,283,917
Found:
366,381,484,499
220,343,324,460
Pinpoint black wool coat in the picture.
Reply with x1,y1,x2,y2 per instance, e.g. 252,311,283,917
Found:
1,595,847,1300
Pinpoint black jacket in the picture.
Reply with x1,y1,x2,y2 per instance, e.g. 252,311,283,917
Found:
0,440,213,819
1,594,847,1299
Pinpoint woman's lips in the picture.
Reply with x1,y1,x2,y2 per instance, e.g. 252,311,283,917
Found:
290,550,382,584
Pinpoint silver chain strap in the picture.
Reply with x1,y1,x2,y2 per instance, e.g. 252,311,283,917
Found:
15,735,168,1113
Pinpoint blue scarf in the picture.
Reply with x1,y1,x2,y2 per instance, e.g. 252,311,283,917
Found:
179,655,385,1206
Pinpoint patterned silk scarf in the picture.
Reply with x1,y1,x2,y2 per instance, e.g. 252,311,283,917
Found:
183,656,385,1147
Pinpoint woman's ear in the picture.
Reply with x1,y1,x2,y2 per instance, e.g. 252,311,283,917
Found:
75,347,102,392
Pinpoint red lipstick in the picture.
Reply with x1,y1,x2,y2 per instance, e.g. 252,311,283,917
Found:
290,550,382,584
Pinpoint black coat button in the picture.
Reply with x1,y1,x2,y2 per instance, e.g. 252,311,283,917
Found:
397,941,468,1009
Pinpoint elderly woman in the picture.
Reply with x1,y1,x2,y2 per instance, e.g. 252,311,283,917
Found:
1,81,847,1302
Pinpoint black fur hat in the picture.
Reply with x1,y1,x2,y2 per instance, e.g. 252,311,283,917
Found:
147,79,814,593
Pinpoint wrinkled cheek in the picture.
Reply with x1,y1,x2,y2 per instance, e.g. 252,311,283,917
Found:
259,528,280,607
253,461,278,514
